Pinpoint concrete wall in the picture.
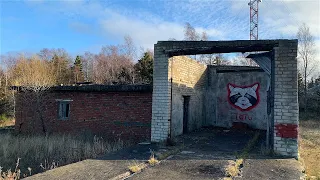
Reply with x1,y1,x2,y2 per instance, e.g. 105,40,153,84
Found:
205,66,269,130
169,56,207,136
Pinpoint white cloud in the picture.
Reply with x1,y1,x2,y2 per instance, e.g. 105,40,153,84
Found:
27,0,225,50
23,0,320,64
99,10,226,49
312,39,320,77
230,0,320,39
99,12,185,49
260,0,319,38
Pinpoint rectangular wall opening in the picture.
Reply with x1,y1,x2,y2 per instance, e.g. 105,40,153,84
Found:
183,96,190,134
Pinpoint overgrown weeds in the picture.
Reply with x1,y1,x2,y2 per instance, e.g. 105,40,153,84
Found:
128,160,142,173
0,158,21,180
225,158,245,178
0,115,14,128
0,133,124,179
148,151,159,166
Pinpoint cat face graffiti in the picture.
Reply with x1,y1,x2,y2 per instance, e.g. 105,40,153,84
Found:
227,83,260,111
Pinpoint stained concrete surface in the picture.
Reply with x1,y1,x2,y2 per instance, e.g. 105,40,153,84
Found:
235,159,304,180
25,128,303,180
130,128,304,180
24,141,169,180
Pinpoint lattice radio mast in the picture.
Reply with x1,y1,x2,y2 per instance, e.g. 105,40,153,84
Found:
248,0,261,40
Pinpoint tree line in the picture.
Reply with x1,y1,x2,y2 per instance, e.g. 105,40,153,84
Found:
0,36,154,119
0,22,319,120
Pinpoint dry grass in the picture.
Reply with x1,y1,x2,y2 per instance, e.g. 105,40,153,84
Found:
225,161,240,177
299,113,320,179
128,164,142,173
223,178,233,180
0,158,23,180
225,158,244,177
0,119,14,128
156,147,182,160
0,133,124,179
147,153,159,166
128,160,146,173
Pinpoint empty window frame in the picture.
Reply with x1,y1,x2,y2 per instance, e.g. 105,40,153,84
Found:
58,100,71,120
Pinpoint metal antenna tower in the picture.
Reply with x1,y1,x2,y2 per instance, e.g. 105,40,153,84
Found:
248,0,261,40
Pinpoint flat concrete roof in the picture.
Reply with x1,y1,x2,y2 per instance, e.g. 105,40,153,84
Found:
12,84,153,93
155,39,298,56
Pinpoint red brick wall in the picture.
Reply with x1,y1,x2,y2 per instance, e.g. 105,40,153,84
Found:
15,91,152,142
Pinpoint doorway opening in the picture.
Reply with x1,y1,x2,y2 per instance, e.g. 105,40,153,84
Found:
183,96,190,134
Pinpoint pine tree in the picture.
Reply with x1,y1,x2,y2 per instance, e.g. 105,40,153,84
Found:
74,55,83,72
134,52,153,83
73,55,84,83
51,53,71,85
308,77,315,89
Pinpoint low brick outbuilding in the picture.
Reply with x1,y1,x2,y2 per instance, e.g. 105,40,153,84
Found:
15,85,152,142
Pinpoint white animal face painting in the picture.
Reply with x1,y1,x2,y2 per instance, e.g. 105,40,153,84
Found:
227,83,260,111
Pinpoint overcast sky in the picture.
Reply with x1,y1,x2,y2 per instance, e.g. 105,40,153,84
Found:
1,0,319,60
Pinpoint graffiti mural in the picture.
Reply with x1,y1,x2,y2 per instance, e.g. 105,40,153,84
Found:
227,83,260,111
231,113,253,121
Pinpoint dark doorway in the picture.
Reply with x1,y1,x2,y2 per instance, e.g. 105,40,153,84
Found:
183,96,190,134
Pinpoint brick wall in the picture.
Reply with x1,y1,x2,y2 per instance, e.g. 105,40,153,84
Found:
151,44,171,142
273,41,299,157
15,90,152,142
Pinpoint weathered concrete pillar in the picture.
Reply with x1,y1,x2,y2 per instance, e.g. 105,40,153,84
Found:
273,40,299,157
151,44,171,142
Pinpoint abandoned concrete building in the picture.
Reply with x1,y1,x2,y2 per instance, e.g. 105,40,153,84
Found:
15,39,299,157
151,40,298,157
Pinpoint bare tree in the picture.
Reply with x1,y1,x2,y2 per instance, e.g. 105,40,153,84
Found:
123,35,137,61
201,31,208,41
231,54,251,66
92,43,135,84
82,51,94,82
184,22,199,41
199,32,209,63
297,23,317,111
38,48,54,61
11,55,55,134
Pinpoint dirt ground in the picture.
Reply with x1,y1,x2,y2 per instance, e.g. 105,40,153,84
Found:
26,128,304,180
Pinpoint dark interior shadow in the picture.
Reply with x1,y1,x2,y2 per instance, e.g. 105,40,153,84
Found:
98,127,289,162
